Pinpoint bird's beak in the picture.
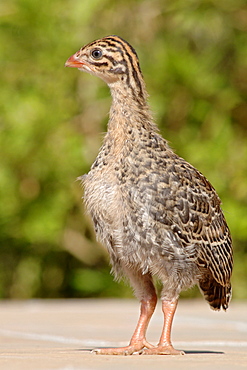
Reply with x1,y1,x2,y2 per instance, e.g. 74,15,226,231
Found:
65,53,84,68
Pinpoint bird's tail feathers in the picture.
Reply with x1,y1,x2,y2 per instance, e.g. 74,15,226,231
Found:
199,277,232,311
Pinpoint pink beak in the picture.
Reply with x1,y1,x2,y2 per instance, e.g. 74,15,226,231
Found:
65,53,84,68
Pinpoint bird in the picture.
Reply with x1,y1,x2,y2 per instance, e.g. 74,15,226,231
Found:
65,35,233,355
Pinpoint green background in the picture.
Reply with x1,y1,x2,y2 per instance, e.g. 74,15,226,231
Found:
0,0,246,300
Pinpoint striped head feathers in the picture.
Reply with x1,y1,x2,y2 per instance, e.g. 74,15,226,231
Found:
65,35,146,100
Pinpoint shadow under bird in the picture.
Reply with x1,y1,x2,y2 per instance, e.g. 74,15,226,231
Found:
65,36,233,355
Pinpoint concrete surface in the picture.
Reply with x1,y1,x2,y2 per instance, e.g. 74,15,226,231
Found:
0,299,246,369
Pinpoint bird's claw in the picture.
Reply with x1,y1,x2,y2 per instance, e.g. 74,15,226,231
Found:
91,339,154,355
140,345,185,355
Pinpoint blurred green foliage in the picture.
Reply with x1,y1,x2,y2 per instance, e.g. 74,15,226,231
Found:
0,0,246,299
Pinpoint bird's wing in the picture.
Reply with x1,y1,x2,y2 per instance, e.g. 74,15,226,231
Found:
156,156,233,286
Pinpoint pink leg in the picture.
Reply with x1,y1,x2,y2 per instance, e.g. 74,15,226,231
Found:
142,299,184,355
93,294,157,355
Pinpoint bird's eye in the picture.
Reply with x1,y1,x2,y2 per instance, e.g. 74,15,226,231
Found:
91,49,103,59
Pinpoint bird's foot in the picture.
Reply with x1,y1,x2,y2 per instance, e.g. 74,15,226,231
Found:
140,345,185,356
92,339,154,355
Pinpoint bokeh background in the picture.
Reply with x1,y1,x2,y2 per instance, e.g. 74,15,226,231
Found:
0,0,246,300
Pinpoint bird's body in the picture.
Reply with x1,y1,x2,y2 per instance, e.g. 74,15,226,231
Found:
66,36,233,355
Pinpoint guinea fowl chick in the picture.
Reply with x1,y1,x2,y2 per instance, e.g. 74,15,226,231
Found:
65,35,233,355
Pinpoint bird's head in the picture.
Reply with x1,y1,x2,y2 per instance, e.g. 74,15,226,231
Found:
65,35,143,87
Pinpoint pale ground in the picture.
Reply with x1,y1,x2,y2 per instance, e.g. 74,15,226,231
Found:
0,299,246,370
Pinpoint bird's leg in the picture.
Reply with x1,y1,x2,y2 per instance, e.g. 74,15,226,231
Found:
93,295,157,355
93,273,157,355
141,299,184,355
128,295,157,350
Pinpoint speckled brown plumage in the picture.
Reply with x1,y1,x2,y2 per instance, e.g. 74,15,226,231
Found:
65,35,233,355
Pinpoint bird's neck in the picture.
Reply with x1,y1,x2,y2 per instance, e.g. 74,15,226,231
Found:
107,80,158,138
99,81,169,159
